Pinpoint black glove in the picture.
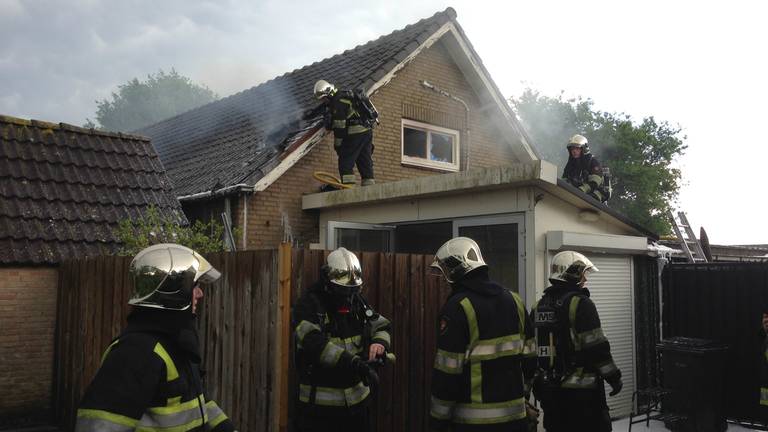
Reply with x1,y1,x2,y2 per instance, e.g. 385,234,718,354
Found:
350,356,379,390
607,377,623,396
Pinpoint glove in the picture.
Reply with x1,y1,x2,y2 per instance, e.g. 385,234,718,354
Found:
607,377,623,396
350,356,379,390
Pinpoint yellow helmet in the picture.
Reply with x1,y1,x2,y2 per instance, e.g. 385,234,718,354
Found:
549,250,598,284
128,243,221,311
313,79,337,100
430,237,488,283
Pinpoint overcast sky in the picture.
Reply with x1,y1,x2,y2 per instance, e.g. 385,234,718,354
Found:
2,0,766,245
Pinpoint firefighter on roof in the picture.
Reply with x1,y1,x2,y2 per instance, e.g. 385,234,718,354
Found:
562,134,611,202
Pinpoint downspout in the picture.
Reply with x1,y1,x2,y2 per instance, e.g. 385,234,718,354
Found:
242,193,248,250
419,80,471,169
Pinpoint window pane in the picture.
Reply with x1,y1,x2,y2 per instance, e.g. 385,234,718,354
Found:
394,222,453,254
403,127,427,158
430,132,454,163
458,224,519,293
336,228,391,252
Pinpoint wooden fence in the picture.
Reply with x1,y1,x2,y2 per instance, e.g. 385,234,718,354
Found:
53,246,449,431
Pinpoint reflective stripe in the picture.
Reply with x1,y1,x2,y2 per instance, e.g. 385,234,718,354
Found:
141,395,207,430
341,174,356,184
204,400,228,430
469,335,524,360
295,320,321,345
76,409,137,432
334,138,343,148
329,335,363,355
372,331,390,345
299,382,370,407
434,349,464,374
577,328,607,348
100,339,121,365
597,360,618,376
510,291,526,336
347,125,370,135
459,298,482,403
430,396,455,420
761,387,768,406
568,296,582,350
319,341,345,366
333,120,346,129
153,342,179,381
147,395,202,415
523,338,537,357
562,368,597,388
587,174,604,186
453,398,527,424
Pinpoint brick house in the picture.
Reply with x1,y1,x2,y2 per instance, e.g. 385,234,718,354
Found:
0,115,183,427
143,8,659,418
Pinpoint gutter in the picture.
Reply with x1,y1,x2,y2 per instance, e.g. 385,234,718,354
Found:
177,183,254,202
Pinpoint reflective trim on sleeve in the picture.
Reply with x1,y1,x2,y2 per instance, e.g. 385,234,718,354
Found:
434,349,465,374
523,338,537,357
318,341,345,367
333,120,346,129
141,395,207,430
295,320,321,346
153,342,179,382
597,360,619,377
298,382,370,407
372,331,390,346
430,396,455,420
761,387,768,406
453,398,527,424
329,335,363,355
587,174,604,186
100,339,121,365
468,334,524,360
577,327,607,348
204,400,229,430
562,368,598,389
75,409,138,432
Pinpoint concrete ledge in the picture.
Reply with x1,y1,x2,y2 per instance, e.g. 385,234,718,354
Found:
303,161,556,210
547,230,648,255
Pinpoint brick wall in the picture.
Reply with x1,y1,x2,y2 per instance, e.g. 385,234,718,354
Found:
240,38,522,249
0,267,57,426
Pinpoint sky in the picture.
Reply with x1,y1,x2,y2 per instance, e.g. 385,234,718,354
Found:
1,0,766,245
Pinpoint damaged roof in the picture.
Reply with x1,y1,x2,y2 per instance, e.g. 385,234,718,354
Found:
0,115,184,265
140,7,475,199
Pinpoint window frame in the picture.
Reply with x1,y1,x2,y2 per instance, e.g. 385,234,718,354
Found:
400,118,460,172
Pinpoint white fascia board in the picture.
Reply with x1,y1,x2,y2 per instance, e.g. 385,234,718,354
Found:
252,128,326,192
546,231,648,255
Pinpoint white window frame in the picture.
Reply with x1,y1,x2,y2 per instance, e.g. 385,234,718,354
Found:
327,221,395,252
401,119,460,172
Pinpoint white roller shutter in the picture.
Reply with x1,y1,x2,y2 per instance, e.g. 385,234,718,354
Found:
585,254,635,418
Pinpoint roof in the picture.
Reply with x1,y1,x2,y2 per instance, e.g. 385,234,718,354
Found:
140,7,538,199
0,115,184,265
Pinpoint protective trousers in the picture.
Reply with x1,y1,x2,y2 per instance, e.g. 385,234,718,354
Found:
297,405,370,432
541,382,611,432
337,131,374,185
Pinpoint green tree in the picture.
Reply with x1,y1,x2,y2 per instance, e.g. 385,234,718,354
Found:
511,89,686,235
88,69,217,132
114,206,234,256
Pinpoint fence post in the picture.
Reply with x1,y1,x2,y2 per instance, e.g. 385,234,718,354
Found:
275,243,292,432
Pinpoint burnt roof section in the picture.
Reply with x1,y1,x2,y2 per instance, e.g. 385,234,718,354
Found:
0,115,185,265
139,8,461,198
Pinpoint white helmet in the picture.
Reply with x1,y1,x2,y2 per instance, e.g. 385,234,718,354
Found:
549,250,598,284
313,79,337,100
567,134,590,153
430,237,488,283
128,243,221,311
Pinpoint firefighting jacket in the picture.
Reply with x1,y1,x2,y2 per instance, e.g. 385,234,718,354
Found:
429,270,537,429
760,326,768,407
75,309,236,432
328,90,371,149
293,282,391,414
562,153,606,201
532,281,621,390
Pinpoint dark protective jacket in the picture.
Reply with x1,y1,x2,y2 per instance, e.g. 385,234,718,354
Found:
532,281,621,391
75,308,236,432
562,153,607,201
293,281,391,415
326,90,371,149
761,326,768,408
429,270,537,430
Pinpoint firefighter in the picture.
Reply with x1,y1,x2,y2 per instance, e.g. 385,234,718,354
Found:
531,250,622,432
75,243,237,432
293,247,391,432
429,237,537,431
562,134,609,202
314,79,375,188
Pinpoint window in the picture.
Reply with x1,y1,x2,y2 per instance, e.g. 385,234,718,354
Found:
328,222,394,252
401,119,460,171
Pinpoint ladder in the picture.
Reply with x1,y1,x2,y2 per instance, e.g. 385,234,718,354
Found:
668,211,708,263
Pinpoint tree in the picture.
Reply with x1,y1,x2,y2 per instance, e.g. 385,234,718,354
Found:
114,206,235,256
511,89,687,235
87,69,217,132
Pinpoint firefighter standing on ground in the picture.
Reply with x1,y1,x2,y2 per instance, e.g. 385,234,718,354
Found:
562,134,609,202
532,251,622,432
429,237,537,431
314,79,376,187
293,247,392,432
75,244,237,432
